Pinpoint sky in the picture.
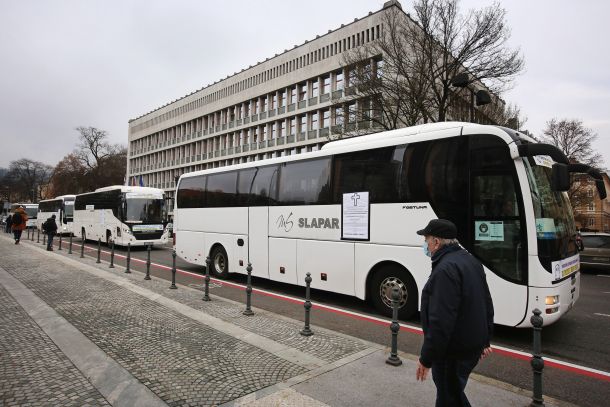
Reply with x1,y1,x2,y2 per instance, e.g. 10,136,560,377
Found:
0,0,608,170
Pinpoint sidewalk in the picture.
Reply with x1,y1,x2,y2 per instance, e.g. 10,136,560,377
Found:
0,233,547,406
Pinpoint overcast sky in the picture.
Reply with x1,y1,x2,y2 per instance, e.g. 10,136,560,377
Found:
1,0,608,169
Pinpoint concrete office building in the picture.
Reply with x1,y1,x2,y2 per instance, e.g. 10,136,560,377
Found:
126,0,484,209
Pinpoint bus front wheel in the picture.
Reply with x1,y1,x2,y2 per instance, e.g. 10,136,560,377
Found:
210,245,229,279
370,265,417,320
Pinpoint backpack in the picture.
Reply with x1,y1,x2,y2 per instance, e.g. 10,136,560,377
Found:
12,212,22,225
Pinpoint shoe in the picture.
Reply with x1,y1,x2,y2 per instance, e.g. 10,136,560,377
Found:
47,248,53,251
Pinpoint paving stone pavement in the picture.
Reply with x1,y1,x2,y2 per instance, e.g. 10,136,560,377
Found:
0,243,308,406
0,284,110,407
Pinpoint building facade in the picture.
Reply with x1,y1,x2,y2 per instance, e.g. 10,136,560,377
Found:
126,0,491,211
573,173,610,232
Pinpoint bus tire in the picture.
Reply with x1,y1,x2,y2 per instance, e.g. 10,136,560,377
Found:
210,245,229,279
370,265,418,320
81,228,87,242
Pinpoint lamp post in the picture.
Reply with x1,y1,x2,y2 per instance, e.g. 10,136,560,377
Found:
450,72,491,123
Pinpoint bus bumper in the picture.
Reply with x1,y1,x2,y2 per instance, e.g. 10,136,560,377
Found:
518,272,580,327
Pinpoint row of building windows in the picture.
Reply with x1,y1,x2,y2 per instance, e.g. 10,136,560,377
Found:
131,24,382,133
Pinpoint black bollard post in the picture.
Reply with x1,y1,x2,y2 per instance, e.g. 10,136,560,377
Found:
80,236,85,258
31,228,34,241
386,286,403,366
109,239,115,268
203,256,211,301
530,309,545,407
43,233,46,246
124,243,131,273
300,272,314,336
27,228,30,240
144,244,151,280
169,249,177,289
96,238,101,263
68,233,73,254
58,233,63,251
37,228,40,243
243,262,254,316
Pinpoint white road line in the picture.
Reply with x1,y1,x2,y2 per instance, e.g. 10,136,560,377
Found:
597,275,610,278
594,313,610,317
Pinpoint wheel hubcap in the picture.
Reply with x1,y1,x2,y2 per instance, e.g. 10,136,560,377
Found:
214,253,225,274
379,277,408,308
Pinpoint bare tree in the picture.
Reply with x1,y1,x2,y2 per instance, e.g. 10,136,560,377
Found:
75,126,122,170
4,159,53,202
338,0,524,137
541,118,604,213
74,126,127,190
47,154,88,197
481,102,528,130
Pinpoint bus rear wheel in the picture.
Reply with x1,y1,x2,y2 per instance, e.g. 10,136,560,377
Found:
210,245,229,279
370,265,417,320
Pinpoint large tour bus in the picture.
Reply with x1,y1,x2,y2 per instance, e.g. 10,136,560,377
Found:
36,195,76,235
11,203,39,228
173,122,606,327
74,186,169,246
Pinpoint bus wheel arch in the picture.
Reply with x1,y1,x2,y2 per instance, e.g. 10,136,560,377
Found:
367,261,418,320
106,230,112,246
209,243,229,279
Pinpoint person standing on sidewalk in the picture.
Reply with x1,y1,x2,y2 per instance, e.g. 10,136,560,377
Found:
42,214,58,251
5,213,12,233
415,219,494,407
11,206,28,244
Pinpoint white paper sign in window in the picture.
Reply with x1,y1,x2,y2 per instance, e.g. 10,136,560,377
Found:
342,192,369,240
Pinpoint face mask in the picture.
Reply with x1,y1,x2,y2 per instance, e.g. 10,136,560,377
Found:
423,240,431,257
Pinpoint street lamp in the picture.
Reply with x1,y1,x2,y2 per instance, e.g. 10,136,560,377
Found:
451,72,491,123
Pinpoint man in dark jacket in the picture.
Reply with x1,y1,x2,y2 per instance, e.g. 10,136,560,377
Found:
415,219,494,407
43,215,58,251
4,214,12,233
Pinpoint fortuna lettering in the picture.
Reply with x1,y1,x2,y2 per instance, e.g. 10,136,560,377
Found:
298,217,340,229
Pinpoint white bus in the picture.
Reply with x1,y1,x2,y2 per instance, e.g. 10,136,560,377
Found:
36,195,76,235
174,122,605,327
11,203,39,228
74,186,169,246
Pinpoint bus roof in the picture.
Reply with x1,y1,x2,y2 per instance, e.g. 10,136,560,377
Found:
89,185,165,195
39,195,76,203
178,122,514,182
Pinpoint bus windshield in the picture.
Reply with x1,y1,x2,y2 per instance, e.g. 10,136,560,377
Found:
125,198,163,223
25,207,38,219
64,203,74,220
524,158,578,272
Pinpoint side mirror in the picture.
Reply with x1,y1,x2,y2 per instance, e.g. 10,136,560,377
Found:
551,163,570,191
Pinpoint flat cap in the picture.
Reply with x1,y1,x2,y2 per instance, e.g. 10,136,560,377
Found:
416,219,457,239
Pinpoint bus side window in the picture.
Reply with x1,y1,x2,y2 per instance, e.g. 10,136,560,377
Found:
249,165,279,206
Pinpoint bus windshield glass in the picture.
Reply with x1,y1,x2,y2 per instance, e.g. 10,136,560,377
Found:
524,158,578,272
125,198,163,223
25,207,38,219
64,203,74,220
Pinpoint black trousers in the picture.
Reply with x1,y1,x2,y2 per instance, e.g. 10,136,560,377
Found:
13,229,23,242
431,355,479,407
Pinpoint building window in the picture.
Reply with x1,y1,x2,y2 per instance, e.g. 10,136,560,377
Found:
335,71,344,90
310,112,318,130
261,96,268,112
588,218,595,227
588,189,594,197
311,80,319,98
322,76,330,94
334,106,344,125
289,118,296,135
588,202,595,211
279,120,286,137
298,82,307,101
279,89,286,107
322,109,330,128
290,86,297,104
299,115,307,133
347,102,357,123
271,93,277,110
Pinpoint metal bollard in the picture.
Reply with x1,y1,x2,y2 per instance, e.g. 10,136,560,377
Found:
37,228,40,243
96,238,101,263
31,228,34,241
109,240,115,268
169,249,177,289
300,272,314,336
144,244,151,280
243,262,254,316
530,309,545,406
386,286,403,366
43,233,46,246
125,243,131,273
27,228,30,240
58,233,62,250
68,233,73,254
80,236,85,258
203,256,211,301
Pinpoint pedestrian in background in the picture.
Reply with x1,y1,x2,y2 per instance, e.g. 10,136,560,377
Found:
4,213,12,233
43,214,58,251
11,206,28,244
415,219,494,407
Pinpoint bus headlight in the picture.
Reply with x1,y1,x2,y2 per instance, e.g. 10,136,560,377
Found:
545,295,559,305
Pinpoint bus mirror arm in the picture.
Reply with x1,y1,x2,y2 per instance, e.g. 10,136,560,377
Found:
517,144,569,164
567,164,607,200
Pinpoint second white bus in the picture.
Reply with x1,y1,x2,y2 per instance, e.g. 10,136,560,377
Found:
37,195,76,235
74,186,169,246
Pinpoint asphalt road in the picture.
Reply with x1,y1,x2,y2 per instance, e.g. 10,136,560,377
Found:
42,236,610,406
